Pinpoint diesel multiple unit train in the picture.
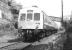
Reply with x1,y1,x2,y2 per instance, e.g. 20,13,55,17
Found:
17,6,59,42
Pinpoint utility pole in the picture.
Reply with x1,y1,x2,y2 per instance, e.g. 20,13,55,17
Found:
61,0,63,22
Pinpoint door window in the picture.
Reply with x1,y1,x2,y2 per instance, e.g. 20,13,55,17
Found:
27,13,32,20
34,13,40,21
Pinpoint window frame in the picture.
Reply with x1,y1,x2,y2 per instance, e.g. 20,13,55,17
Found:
34,13,40,21
27,12,33,20
20,13,26,21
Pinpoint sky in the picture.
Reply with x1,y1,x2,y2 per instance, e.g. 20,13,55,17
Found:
13,0,72,28
14,0,72,17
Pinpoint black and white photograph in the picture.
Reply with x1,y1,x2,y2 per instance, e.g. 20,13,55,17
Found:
0,0,72,50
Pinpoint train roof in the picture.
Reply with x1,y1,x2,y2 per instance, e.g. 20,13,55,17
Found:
20,6,42,13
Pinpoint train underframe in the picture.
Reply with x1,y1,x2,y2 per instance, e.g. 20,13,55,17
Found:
18,29,57,43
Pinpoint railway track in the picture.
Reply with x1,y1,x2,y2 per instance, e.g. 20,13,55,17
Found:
0,42,31,50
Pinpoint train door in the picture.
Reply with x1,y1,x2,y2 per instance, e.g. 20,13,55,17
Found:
33,11,43,29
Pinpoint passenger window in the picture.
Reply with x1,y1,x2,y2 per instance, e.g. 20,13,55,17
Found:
27,13,32,20
20,14,26,20
34,13,40,21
